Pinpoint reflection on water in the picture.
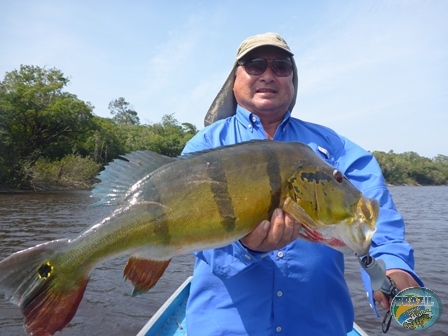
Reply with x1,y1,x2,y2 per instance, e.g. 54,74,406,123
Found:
0,187,447,335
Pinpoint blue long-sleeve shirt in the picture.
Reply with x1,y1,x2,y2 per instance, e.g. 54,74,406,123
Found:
182,106,422,336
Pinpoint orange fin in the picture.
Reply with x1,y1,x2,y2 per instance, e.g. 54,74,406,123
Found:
123,256,171,296
23,277,89,336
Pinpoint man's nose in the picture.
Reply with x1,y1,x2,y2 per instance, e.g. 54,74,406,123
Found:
259,66,276,81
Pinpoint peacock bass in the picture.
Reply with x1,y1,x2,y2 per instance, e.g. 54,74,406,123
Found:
0,140,379,336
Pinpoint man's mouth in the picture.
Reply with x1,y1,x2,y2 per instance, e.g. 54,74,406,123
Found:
256,88,277,93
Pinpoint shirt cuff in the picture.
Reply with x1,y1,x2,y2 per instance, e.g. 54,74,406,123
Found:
236,240,269,260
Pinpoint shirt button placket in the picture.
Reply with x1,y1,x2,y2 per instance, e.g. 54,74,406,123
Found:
274,250,284,334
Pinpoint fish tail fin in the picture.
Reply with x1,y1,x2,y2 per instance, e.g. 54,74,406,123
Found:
0,239,90,336
123,256,171,296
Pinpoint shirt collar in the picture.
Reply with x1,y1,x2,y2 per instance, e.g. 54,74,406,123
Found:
235,105,292,132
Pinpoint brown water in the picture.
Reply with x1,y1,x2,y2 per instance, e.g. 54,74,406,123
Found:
0,187,447,335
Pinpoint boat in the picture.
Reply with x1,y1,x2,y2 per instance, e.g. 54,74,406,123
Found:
137,276,369,336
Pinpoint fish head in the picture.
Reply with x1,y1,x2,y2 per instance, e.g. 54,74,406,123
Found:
284,157,379,255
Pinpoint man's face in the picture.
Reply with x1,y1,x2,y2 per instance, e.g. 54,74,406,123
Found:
233,46,295,121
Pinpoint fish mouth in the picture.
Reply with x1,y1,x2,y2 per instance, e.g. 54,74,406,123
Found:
347,196,379,255
281,195,379,256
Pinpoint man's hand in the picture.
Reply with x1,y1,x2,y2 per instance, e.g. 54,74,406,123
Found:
240,208,302,252
374,269,420,309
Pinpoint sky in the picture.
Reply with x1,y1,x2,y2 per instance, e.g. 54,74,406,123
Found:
1,0,447,158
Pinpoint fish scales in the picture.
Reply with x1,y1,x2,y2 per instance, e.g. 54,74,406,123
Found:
0,140,379,336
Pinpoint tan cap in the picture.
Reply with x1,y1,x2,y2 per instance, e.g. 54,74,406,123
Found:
204,32,298,126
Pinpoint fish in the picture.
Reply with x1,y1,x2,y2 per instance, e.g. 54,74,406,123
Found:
0,140,379,335
403,312,432,330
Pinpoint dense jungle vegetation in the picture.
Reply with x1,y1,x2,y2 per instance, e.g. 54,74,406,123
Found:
0,65,447,190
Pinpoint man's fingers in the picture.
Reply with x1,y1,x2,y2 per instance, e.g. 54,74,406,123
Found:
373,270,420,310
285,213,302,241
268,209,285,245
240,209,302,252
240,220,270,250
374,291,390,310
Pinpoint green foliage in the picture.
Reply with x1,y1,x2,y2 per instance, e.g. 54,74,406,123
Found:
372,150,448,185
114,114,197,157
3,63,444,190
109,97,140,125
0,65,95,187
82,116,125,164
0,65,198,189
29,155,101,190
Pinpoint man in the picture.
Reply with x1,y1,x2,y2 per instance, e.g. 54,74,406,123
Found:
182,32,422,335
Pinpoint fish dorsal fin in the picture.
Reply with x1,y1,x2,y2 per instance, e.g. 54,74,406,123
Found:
91,150,176,206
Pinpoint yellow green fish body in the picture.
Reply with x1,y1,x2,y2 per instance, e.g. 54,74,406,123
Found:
0,140,378,335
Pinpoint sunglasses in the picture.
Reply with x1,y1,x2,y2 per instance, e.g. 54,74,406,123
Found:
237,57,293,77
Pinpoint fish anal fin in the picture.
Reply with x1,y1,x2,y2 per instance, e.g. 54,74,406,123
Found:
23,277,89,336
123,256,171,296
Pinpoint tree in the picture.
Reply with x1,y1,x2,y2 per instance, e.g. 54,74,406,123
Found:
108,97,140,125
373,150,448,185
433,154,448,163
0,65,95,187
82,116,125,164
144,114,196,157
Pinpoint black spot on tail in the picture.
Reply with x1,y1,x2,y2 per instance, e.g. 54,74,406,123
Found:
37,262,53,279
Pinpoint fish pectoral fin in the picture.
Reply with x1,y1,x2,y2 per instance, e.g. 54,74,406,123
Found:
123,256,171,296
281,197,323,242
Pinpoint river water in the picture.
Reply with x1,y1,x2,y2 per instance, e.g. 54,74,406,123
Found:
0,186,446,335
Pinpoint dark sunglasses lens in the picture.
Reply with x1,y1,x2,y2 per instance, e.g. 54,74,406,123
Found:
244,59,268,75
272,60,293,76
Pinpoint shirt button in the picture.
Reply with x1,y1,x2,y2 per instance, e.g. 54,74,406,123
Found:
244,254,251,260
277,291,283,297
276,326,282,332
277,251,284,258
252,116,257,122
248,124,252,129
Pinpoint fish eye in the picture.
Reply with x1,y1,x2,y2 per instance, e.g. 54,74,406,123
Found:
333,169,344,183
